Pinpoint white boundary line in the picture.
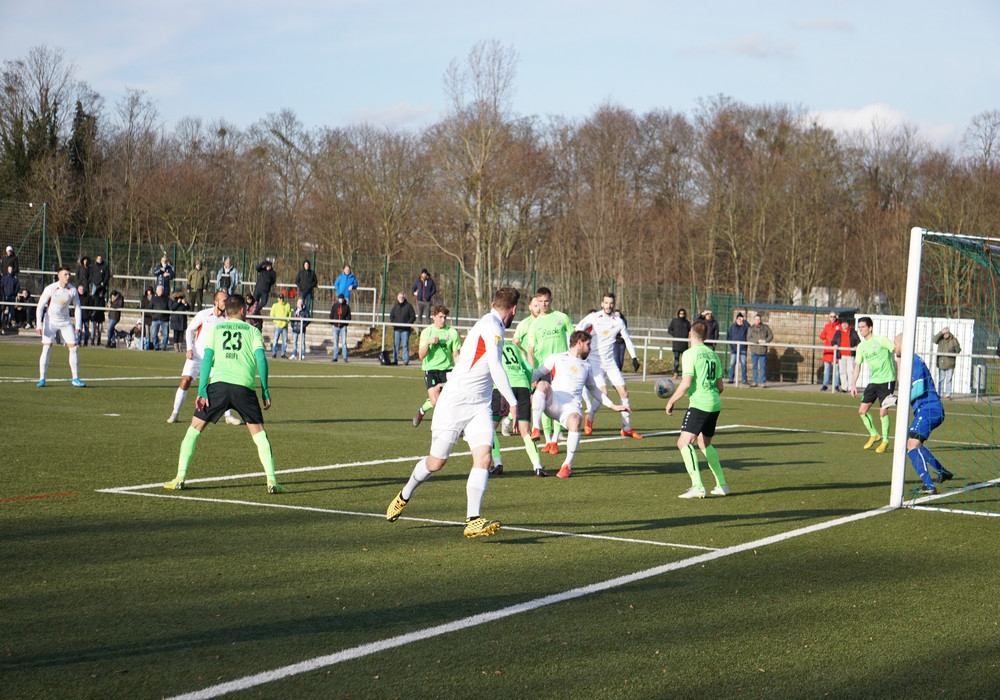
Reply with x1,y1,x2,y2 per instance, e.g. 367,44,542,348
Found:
0,373,404,384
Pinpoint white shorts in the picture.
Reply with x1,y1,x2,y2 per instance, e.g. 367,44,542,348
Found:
41,320,77,345
545,391,583,426
181,356,203,380
429,386,495,458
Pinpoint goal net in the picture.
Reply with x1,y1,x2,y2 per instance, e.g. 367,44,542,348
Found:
891,228,1000,513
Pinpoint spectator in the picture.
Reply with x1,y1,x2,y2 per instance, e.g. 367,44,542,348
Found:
13,288,33,329
245,294,263,331
269,292,291,358
139,287,154,343
149,285,171,351
329,293,351,362
294,259,318,314
2,245,19,275
667,308,690,379
411,268,437,325
216,257,241,295
151,255,175,292
819,311,841,392
186,261,208,310
91,286,106,346
289,297,310,360
106,290,124,346
832,318,860,394
389,291,417,365
254,260,277,308
727,312,749,384
747,313,773,387
2,263,19,329
697,309,719,349
613,311,628,371
334,264,358,303
76,256,91,289
90,254,111,300
169,292,190,352
76,284,93,346
932,327,961,400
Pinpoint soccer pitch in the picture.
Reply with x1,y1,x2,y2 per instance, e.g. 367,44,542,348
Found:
3,344,999,698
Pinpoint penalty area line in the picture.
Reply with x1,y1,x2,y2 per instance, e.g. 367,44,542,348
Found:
164,503,896,700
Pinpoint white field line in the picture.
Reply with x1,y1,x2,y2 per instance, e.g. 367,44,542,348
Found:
165,504,898,700
0,373,403,384
739,423,993,448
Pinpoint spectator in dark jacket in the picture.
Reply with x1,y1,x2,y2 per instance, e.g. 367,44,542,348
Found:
76,284,93,346
106,290,124,346
254,260,277,307
727,312,749,383
667,308,690,378
139,287,154,341
2,245,19,275
245,294,263,331
90,254,111,300
2,263,19,329
169,292,190,351
149,285,171,350
294,260,318,313
411,269,437,325
697,309,719,349
389,291,417,365
151,255,175,292
90,286,106,346
290,297,311,360
76,256,91,289
330,294,352,362
13,288,33,328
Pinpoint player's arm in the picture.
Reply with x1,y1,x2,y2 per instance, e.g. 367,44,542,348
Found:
186,313,202,355
35,286,51,329
665,375,693,415
255,347,271,409
488,339,518,415
197,347,214,404
620,323,641,371
586,372,626,412
72,290,82,331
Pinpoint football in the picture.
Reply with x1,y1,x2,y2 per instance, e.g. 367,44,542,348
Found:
655,377,675,399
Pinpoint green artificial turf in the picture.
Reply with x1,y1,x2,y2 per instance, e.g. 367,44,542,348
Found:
1,343,997,699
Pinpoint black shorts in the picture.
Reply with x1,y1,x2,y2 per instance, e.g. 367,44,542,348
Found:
194,382,264,425
424,370,449,390
680,407,720,438
862,381,896,406
492,386,531,421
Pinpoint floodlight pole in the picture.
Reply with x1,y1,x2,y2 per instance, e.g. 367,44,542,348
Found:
890,227,925,507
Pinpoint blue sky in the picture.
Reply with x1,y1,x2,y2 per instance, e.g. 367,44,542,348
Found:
2,0,999,148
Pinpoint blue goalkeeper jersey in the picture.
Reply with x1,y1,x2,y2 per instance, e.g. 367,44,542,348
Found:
910,355,941,413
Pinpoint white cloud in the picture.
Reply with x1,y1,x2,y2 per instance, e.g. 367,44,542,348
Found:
808,103,962,149
345,102,436,128
727,33,796,59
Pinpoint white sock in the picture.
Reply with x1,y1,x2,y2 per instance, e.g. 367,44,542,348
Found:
565,431,581,465
551,426,562,444
587,401,599,422
621,397,631,429
466,467,489,519
531,391,545,431
173,388,188,415
39,344,52,379
68,345,79,379
402,458,433,500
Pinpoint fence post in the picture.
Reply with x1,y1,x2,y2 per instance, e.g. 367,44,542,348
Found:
380,255,388,323
454,262,461,321
811,301,819,386
40,203,47,270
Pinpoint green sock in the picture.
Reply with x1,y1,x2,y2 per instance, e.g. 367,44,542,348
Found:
542,413,553,440
491,432,502,465
680,444,703,489
252,430,277,482
880,415,890,441
521,429,542,468
176,426,200,481
421,398,433,413
860,412,877,436
702,445,726,488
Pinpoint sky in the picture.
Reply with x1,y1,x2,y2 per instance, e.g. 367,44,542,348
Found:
2,0,999,149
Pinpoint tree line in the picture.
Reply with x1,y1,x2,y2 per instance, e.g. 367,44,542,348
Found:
2,42,999,314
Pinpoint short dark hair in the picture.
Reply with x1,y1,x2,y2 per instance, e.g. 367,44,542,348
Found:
690,321,707,341
603,292,616,303
535,286,552,298
225,294,247,316
431,304,449,317
858,316,873,328
570,330,591,346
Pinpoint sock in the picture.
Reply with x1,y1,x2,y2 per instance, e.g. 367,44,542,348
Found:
565,431,581,465
531,390,545,431
39,344,51,379
907,447,936,488
252,430,277,481
702,445,726,488
68,345,79,379
583,388,593,414
173,388,188,416
466,467,489,519
922,447,945,475
860,412,877,436
551,425,562,444
176,426,200,481
491,433,502,467
542,414,554,442
880,415,890,441
521,430,542,469
402,458,433,500
681,444,704,489
620,397,631,429
587,400,599,423
421,398,433,413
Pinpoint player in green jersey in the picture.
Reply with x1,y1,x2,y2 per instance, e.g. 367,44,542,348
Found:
664,320,729,499
525,287,573,451
164,294,287,494
500,295,541,436
489,341,545,476
413,305,462,427
849,316,898,453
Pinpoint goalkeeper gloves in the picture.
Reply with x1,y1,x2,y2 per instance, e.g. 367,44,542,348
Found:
632,358,640,372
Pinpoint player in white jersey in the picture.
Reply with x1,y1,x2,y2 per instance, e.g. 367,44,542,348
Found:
531,330,629,478
576,292,642,438
167,290,240,425
35,267,85,387
386,288,520,538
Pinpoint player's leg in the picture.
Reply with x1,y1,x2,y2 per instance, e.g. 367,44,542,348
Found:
166,416,208,489
677,408,708,497
511,388,544,475
247,422,286,493
390,398,459,520
557,410,582,478
66,337,82,384
697,415,728,494
463,410,502,537
530,381,551,439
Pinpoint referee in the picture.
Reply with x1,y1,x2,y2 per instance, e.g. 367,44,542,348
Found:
164,294,287,494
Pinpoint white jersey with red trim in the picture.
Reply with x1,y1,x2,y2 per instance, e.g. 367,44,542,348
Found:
443,308,516,406
576,310,636,369
36,281,81,328
186,308,227,358
532,351,602,407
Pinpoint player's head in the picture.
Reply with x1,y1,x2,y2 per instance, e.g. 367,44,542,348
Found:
493,287,520,328
225,294,246,318
690,321,708,342
213,289,228,313
528,296,541,318
602,293,615,314
57,266,71,284
535,287,552,313
431,304,449,328
857,316,873,338
569,329,592,358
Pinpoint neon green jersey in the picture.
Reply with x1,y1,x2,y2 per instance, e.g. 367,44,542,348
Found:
527,311,572,366
513,315,535,348
500,342,532,389
205,320,264,390
681,343,722,412
857,334,896,384
419,324,461,371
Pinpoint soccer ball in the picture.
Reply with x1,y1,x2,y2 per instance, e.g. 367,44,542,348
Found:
655,377,675,399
